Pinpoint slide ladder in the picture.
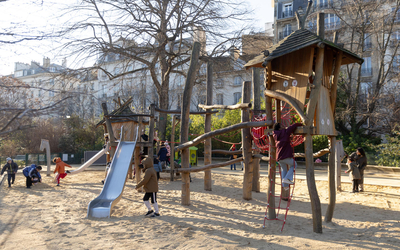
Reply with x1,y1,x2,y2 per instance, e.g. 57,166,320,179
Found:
87,126,138,218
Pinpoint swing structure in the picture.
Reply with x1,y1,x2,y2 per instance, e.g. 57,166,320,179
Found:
244,6,363,232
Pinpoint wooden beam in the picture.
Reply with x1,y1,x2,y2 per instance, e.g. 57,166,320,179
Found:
179,157,243,173
175,120,273,151
265,126,317,135
264,89,308,124
294,148,330,158
181,42,201,206
198,103,251,110
325,136,336,222
317,13,325,39
170,115,179,181
155,107,218,115
210,149,242,155
252,67,261,192
253,154,270,161
204,59,213,191
331,51,343,116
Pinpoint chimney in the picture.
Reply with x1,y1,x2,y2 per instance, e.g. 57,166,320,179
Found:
193,26,207,56
229,46,240,60
43,57,50,68
317,13,325,39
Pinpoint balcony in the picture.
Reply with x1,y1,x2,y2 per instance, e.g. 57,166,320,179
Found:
279,30,292,40
363,42,372,51
361,68,372,77
280,10,293,19
325,21,340,31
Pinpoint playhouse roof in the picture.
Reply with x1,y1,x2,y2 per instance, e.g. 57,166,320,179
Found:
96,97,139,127
244,29,363,69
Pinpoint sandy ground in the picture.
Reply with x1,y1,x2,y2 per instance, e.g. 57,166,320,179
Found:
0,170,400,250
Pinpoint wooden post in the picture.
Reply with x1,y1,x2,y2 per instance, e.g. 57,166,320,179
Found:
331,51,343,115
170,115,180,181
303,16,324,232
181,42,201,206
325,136,336,222
305,134,322,233
134,145,142,191
204,59,213,191
148,104,155,160
317,13,325,40
335,140,344,191
265,63,276,219
242,81,253,200
252,67,261,192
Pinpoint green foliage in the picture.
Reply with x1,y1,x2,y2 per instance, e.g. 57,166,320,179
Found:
58,115,104,154
371,133,400,167
338,131,381,156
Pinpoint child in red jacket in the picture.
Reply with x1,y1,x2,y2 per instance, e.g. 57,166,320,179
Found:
53,157,72,186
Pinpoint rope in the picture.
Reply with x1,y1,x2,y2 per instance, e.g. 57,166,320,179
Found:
263,132,298,232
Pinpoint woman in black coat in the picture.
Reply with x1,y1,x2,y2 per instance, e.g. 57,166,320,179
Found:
350,147,367,192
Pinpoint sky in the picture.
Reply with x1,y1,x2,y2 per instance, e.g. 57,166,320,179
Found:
0,0,274,76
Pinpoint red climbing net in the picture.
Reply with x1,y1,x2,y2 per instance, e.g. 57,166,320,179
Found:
251,107,305,152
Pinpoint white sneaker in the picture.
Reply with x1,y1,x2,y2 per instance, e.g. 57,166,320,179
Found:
282,178,294,185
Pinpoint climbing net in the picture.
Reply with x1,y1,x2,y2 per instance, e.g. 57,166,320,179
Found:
251,107,305,152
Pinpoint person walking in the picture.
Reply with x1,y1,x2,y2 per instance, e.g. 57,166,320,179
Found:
229,144,237,170
350,147,367,192
345,155,361,193
1,157,18,188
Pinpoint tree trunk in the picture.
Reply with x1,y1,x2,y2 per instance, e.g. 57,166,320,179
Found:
158,80,170,141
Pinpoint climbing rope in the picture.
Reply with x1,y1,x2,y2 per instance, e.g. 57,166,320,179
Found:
263,133,297,232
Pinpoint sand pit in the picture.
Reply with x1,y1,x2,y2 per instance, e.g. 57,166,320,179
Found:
0,171,399,249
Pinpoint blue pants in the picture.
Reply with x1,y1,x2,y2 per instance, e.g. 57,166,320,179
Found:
230,164,236,170
7,174,15,187
278,158,297,187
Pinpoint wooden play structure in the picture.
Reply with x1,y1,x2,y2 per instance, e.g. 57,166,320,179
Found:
172,6,362,233
96,98,155,186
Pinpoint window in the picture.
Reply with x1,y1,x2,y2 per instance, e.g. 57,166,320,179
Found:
14,71,23,77
319,0,329,8
38,89,42,97
31,69,35,75
392,8,400,22
114,67,120,75
364,33,372,51
325,14,340,30
279,24,292,40
233,92,241,104
49,67,56,72
215,79,223,88
282,3,293,18
49,91,54,97
177,93,182,109
361,57,372,76
234,76,242,85
393,55,400,73
216,94,223,105
49,79,55,85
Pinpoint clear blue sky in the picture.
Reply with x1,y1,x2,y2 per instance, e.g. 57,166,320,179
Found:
0,0,274,76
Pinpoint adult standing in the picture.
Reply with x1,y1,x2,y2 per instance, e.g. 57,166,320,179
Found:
273,122,303,189
350,147,367,192
1,157,18,188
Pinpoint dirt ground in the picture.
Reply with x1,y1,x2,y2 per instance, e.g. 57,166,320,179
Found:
0,171,399,250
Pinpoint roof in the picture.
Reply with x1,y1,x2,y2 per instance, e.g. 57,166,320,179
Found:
96,97,139,126
244,29,363,69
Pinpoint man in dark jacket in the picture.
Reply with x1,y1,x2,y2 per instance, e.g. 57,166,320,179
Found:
157,142,169,169
135,157,160,217
273,122,303,189
1,157,18,188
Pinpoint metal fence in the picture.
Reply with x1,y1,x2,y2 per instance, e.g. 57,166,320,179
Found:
0,152,84,167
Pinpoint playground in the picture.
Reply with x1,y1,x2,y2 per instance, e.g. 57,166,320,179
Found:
0,166,399,249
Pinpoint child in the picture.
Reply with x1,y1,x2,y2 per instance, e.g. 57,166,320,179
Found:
345,155,361,193
53,157,72,186
229,144,236,170
157,142,168,170
135,157,160,217
23,164,42,189
1,157,18,188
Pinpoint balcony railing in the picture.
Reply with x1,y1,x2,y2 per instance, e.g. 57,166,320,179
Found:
364,42,372,51
361,68,372,76
325,21,340,30
280,10,293,19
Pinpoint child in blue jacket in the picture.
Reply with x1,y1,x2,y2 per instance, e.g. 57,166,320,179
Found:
23,164,42,189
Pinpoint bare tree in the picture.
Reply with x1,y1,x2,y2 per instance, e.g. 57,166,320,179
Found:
57,0,254,140
328,0,400,137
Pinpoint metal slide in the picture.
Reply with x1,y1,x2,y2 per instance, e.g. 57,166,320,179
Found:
87,127,138,218
69,146,109,175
